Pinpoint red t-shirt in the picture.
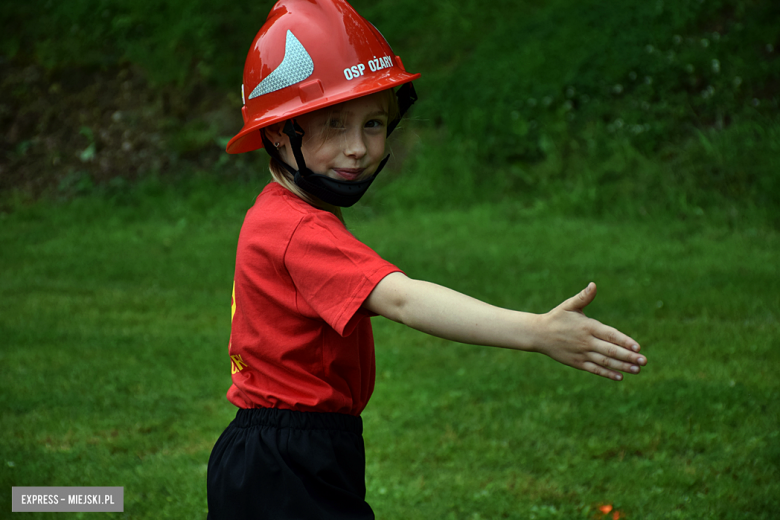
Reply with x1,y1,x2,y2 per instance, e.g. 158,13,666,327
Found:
226,182,401,416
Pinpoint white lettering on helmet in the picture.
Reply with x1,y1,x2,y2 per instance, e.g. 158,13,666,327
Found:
345,58,391,81
345,64,366,81
368,56,393,73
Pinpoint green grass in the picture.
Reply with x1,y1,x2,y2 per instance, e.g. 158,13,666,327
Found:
1,178,778,518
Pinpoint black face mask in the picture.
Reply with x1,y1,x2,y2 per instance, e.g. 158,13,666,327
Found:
261,83,417,208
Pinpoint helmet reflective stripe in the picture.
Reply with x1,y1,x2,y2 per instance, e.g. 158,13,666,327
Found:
248,30,314,100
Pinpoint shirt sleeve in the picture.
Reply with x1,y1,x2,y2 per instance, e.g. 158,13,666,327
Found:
284,212,402,336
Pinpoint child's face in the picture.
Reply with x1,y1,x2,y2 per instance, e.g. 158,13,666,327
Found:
279,92,390,181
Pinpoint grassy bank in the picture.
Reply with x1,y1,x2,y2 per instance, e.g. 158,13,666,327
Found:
2,0,778,225
1,181,778,518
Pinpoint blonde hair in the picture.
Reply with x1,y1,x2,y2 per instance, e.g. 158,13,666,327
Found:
268,158,345,223
266,88,400,224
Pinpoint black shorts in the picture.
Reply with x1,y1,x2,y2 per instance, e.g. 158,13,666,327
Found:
207,407,374,520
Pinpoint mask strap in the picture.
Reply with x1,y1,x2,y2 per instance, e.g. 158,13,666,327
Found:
282,119,310,176
258,129,296,181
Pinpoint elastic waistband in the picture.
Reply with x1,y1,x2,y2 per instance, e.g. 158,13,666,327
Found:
232,407,363,434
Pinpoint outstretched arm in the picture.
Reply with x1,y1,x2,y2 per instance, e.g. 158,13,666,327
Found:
362,272,646,381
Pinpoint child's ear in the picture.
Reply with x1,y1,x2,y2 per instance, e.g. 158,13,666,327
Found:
263,123,286,147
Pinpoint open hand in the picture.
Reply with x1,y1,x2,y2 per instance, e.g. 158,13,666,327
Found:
536,283,646,381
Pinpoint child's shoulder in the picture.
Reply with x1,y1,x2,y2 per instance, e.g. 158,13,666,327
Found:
247,182,341,229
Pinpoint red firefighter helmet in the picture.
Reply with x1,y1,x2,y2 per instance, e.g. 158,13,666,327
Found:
226,0,421,154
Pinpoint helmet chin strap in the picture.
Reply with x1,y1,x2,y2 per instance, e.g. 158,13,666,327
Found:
263,83,417,208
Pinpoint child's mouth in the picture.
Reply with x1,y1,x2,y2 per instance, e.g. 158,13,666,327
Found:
332,169,365,181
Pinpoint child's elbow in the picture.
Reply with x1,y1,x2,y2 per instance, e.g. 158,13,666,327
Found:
364,272,412,324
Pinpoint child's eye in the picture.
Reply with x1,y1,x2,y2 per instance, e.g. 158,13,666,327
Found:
365,119,385,129
329,119,345,129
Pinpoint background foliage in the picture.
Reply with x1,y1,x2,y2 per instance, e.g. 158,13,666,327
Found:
1,0,778,224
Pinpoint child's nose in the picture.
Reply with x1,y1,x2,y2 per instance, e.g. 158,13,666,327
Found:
343,129,367,159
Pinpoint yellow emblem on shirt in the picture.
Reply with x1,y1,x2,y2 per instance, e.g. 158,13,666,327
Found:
228,281,247,374
231,281,236,322
231,354,248,374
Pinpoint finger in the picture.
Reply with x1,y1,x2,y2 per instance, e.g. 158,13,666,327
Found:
586,346,643,374
593,323,643,357
560,282,597,313
582,360,624,381
589,337,647,367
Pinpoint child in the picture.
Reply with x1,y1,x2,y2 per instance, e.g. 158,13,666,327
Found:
207,1,647,518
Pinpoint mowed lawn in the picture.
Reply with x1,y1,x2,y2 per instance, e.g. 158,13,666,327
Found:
1,184,778,519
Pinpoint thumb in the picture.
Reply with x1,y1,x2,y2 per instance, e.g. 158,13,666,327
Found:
560,282,597,312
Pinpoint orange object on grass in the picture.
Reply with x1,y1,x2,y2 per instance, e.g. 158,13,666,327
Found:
599,504,613,514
